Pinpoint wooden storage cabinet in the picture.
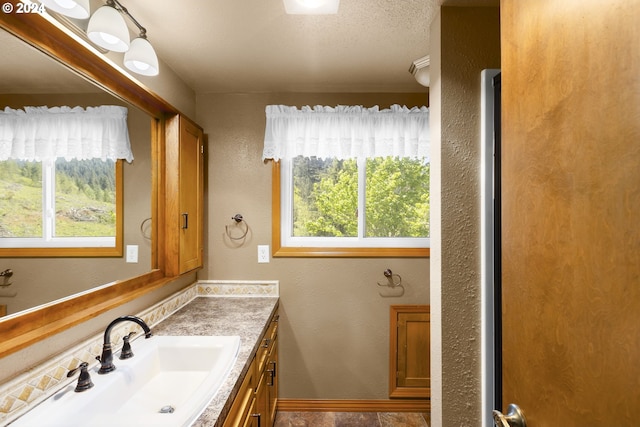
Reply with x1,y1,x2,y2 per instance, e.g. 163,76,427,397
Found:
224,309,279,427
223,358,256,427
164,115,204,275
256,310,279,427
389,305,430,399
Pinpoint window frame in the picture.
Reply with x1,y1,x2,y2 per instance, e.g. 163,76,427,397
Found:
271,160,430,258
0,159,123,257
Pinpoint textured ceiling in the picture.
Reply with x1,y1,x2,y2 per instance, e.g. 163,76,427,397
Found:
124,0,435,93
0,0,498,95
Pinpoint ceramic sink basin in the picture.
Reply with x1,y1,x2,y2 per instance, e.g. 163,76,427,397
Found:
12,335,241,427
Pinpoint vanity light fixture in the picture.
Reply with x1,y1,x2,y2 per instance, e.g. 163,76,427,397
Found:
283,0,340,15
39,0,90,19
40,0,159,76
124,34,159,76
87,0,130,52
409,55,430,87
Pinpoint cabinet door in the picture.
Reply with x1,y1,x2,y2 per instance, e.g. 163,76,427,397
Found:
267,337,278,426
390,305,430,398
178,118,204,273
255,368,267,427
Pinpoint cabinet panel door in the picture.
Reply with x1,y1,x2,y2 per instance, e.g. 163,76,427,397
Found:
178,118,203,273
390,305,430,398
255,369,267,427
398,311,429,387
267,338,278,426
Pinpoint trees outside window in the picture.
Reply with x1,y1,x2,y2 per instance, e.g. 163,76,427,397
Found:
0,158,117,248
282,155,429,251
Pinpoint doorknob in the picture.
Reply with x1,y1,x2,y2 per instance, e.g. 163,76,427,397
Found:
492,404,526,427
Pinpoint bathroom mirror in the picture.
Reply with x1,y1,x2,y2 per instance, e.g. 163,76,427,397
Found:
0,10,180,357
0,28,154,315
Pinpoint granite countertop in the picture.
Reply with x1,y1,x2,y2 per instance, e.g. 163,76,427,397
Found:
150,296,279,427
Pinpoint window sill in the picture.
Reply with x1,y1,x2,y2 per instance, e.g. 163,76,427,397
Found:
273,245,430,258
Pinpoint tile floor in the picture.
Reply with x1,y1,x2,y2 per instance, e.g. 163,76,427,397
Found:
274,412,429,427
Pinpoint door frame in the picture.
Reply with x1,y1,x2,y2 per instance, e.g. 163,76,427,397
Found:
480,68,502,427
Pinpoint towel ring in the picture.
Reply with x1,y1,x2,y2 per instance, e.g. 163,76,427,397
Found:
378,268,404,296
225,214,249,241
1,269,14,288
140,217,152,240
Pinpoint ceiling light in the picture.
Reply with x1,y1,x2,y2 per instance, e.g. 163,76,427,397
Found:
283,0,340,14
40,0,90,19
409,55,430,87
124,36,159,76
87,1,130,52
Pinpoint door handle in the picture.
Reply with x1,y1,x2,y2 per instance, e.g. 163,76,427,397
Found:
182,213,188,229
492,404,526,427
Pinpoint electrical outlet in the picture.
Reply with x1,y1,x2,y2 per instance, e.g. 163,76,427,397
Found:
126,245,139,263
257,245,270,263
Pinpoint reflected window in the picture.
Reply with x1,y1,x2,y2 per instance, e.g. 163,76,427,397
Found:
0,158,122,253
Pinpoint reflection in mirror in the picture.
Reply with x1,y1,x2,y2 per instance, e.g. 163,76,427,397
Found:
0,28,153,316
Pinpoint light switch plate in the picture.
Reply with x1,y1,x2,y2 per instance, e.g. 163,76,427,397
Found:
258,245,270,263
126,245,139,263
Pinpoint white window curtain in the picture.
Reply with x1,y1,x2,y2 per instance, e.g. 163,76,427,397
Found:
0,105,133,162
262,104,429,161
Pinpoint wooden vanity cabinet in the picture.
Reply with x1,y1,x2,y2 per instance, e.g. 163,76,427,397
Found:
255,310,279,427
164,115,204,275
223,357,256,427
223,309,279,427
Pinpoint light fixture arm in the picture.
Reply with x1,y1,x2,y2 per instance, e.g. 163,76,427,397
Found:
109,0,148,38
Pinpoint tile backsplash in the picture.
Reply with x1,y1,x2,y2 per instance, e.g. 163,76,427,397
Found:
0,280,278,425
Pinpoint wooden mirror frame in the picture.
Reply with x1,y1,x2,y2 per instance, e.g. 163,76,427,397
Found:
0,5,182,358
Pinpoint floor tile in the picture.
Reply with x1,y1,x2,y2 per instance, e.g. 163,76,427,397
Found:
335,412,381,427
274,411,336,427
274,411,429,427
378,412,429,427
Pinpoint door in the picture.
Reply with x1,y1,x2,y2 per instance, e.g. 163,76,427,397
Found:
178,117,204,273
499,0,640,425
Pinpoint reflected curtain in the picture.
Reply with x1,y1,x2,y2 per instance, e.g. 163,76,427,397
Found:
0,105,133,162
262,104,429,161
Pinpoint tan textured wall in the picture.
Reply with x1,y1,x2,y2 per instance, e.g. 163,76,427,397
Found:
196,92,429,399
429,7,500,426
0,92,153,315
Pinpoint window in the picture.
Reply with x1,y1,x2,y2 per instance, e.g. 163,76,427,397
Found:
265,105,430,257
0,105,132,256
275,157,429,257
0,158,122,256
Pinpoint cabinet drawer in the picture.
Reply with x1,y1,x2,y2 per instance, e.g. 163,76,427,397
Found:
257,311,279,374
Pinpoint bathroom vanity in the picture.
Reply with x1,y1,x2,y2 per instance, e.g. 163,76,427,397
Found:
151,296,279,427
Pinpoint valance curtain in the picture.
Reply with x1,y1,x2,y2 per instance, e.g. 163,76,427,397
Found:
0,105,133,162
262,104,429,161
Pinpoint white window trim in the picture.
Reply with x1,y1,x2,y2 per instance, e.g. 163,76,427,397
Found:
280,157,430,249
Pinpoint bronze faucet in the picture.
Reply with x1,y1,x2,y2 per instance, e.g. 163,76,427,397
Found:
96,315,152,374
67,362,93,392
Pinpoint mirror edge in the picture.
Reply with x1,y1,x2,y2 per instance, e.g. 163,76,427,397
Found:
0,4,181,358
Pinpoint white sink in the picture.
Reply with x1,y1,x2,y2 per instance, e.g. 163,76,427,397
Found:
12,335,241,427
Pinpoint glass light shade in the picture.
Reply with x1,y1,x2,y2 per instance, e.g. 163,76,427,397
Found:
124,38,159,76
40,0,90,19
87,5,130,52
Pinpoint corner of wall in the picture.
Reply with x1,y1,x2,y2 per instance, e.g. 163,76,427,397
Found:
430,5,501,427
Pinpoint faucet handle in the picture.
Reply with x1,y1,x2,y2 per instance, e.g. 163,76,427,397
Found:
119,332,136,360
67,362,94,392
